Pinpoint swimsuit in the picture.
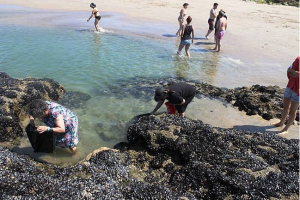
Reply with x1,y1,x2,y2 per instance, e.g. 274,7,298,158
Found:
180,24,193,46
93,8,101,20
208,19,214,30
217,30,225,40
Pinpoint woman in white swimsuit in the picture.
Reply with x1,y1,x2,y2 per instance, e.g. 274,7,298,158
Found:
87,3,101,32
176,3,189,37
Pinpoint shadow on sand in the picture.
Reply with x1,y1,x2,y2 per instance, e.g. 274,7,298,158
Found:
233,125,278,134
162,34,178,38
194,41,215,45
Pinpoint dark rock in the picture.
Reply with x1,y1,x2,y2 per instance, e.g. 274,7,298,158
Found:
0,72,65,142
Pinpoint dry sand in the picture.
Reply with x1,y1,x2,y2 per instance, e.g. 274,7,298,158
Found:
0,0,299,66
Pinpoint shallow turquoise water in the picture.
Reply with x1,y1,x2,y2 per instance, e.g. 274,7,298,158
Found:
0,8,287,165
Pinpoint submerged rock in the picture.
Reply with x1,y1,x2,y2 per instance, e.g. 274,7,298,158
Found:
58,91,91,109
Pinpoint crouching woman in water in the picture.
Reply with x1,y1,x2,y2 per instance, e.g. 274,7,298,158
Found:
151,83,196,117
28,99,79,153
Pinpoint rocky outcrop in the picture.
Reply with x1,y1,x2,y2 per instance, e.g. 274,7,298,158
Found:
0,114,298,199
0,74,298,199
0,72,64,142
0,72,91,143
127,114,299,199
251,0,299,7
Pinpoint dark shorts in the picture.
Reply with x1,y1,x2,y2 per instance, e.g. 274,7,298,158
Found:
95,16,101,20
208,19,214,30
175,90,196,114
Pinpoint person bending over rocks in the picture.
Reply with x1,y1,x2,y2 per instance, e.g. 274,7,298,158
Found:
28,99,79,153
151,83,196,117
272,56,299,134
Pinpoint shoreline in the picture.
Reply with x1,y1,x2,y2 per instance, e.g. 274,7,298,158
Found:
0,1,299,67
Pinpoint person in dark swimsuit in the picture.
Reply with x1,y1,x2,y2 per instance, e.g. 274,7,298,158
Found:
87,3,101,32
177,16,195,58
151,83,196,117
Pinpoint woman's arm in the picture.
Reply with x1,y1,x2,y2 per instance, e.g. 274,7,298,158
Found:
37,115,65,134
87,11,94,22
151,100,165,114
192,25,195,43
53,115,66,133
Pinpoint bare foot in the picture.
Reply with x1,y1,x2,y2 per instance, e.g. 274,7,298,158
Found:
69,147,77,154
271,122,284,127
211,48,217,50
205,36,209,40
278,130,288,135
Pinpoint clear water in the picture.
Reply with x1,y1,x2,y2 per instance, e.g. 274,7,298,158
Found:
0,6,297,165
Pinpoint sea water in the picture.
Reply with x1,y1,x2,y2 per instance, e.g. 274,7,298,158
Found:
0,6,296,165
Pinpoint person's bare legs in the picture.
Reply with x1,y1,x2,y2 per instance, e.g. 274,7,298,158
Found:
216,38,222,52
278,101,299,134
177,44,185,55
213,37,219,50
176,20,182,36
179,112,185,117
271,98,291,127
94,18,100,32
185,44,191,57
205,30,213,39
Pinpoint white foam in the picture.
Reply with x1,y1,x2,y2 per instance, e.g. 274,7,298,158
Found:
94,27,113,33
223,57,244,65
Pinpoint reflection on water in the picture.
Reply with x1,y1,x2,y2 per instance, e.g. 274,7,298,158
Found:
174,57,189,78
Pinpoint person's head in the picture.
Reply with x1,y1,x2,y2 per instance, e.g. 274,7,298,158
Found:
154,88,167,102
90,3,96,8
28,99,48,119
213,3,218,9
183,3,189,9
219,9,226,17
186,16,192,24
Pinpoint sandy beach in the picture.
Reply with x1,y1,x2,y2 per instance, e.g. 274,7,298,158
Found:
1,0,299,66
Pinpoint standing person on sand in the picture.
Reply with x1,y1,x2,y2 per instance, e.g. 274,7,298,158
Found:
176,3,189,36
87,3,101,32
214,9,227,44
271,56,299,134
151,83,196,117
177,16,195,58
205,3,218,40
213,10,227,52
